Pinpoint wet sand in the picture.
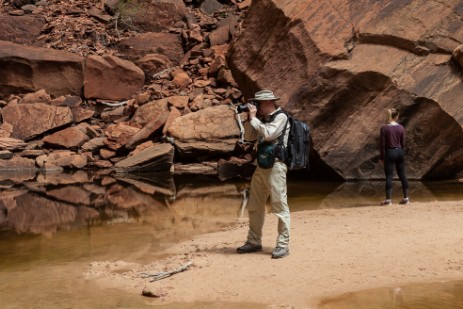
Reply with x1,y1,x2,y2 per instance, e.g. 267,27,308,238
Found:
85,201,463,308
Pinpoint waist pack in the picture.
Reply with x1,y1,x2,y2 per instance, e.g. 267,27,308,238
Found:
256,142,276,169
256,141,287,169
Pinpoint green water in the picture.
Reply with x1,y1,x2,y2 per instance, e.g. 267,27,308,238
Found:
1,172,463,308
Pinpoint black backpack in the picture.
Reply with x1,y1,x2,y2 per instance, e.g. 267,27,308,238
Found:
272,111,311,170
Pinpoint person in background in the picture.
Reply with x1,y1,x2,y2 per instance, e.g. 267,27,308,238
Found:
236,89,291,259
379,108,410,205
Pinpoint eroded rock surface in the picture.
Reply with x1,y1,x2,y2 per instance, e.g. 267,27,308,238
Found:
229,0,463,180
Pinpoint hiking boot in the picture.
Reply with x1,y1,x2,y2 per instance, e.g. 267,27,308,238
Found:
380,199,392,206
271,247,289,259
399,197,410,205
237,242,262,254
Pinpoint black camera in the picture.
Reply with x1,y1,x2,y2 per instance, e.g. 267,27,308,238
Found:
236,100,257,113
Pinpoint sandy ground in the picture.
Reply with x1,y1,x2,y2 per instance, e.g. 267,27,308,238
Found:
85,201,463,308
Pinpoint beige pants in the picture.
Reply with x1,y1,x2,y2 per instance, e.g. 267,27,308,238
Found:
247,161,290,248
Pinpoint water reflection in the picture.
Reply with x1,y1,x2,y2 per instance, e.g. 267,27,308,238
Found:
289,180,463,211
0,170,177,236
0,171,251,268
1,171,463,237
319,280,463,309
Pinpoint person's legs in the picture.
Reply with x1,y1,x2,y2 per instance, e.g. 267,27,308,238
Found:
384,149,395,200
395,149,409,201
269,162,290,249
246,167,270,246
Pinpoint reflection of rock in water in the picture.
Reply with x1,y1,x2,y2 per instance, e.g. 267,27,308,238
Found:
0,171,247,237
172,182,244,217
0,170,36,184
114,172,176,197
320,181,436,208
0,193,99,234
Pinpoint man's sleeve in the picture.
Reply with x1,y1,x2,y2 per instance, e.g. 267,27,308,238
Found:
243,121,258,142
250,113,287,142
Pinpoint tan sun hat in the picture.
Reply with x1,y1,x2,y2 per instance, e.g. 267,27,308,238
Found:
252,90,280,101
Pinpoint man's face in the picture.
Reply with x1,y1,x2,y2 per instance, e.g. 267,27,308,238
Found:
258,100,276,115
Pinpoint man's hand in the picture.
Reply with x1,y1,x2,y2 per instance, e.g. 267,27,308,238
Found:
248,104,257,119
380,159,384,166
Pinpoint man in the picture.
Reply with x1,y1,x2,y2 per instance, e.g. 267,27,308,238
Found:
236,89,291,259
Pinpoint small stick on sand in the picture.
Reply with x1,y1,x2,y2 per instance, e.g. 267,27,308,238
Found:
140,261,192,282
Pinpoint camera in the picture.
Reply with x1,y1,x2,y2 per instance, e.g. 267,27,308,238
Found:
235,100,257,113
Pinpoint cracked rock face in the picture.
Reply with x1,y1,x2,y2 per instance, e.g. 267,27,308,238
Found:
229,0,463,180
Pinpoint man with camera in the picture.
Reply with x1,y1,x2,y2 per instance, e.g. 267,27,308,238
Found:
236,89,291,259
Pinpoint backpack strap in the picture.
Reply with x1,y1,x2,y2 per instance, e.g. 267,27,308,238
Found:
269,110,289,147
268,109,284,122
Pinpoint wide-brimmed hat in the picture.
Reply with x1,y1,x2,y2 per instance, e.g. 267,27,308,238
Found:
252,90,280,101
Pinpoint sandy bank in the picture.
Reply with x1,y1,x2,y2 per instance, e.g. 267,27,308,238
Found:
85,201,463,308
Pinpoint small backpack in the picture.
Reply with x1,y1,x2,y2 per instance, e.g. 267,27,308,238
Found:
271,111,311,171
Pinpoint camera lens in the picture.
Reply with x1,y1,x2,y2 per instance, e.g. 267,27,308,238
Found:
236,104,249,113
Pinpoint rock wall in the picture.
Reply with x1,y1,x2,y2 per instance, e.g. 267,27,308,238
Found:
229,0,463,180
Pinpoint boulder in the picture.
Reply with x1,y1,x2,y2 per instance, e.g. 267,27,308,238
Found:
228,0,463,180
0,150,14,160
0,41,84,96
167,105,240,158
117,0,187,32
0,156,36,171
20,89,52,104
71,107,95,123
0,138,27,151
135,54,173,80
1,101,73,141
130,98,169,127
0,16,46,44
163,106,182,135
84,55,145,101
42,125,90,149
114,143,174,173
81,137,107,151
104,123,140,150
126,99,170,149
118,32,184,64
36,151,87,169
173,162,218,175
208,16,238,46
103,0,119,15
200,0,223,15
171,69,191,89
123,0,187,32
51,95,82,107
11,0,34,8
